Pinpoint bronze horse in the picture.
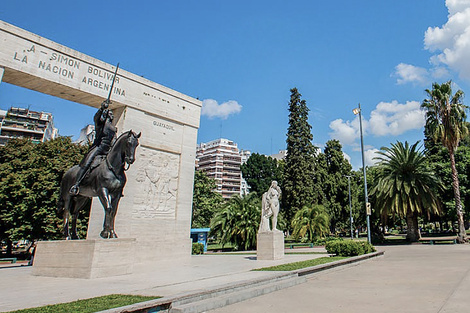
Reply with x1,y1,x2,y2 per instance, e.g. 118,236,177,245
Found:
58,130,141,239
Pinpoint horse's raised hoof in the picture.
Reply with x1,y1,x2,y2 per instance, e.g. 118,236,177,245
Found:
100,230,109,239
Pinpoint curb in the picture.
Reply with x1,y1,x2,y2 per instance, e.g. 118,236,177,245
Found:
294,250,385,276
98,251,385,313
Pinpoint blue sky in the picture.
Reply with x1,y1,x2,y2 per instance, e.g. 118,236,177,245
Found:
1,1,470,169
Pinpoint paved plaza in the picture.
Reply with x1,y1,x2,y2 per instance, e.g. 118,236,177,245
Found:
0,248,326,312
211,244,470,313
1,245,469,312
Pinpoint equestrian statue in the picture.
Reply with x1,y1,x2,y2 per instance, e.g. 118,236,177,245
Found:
57,64,141,239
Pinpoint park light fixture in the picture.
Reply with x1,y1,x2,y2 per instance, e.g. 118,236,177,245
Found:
345,175,353,240
353,103,372,243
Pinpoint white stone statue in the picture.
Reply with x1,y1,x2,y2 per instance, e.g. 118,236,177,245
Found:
259,181,282,232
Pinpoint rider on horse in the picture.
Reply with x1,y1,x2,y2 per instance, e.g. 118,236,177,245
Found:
69,100,117,195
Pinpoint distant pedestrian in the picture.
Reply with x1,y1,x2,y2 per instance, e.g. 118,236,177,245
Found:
28,242,36,266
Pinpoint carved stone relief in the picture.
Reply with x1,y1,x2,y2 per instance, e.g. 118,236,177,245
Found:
133,147,180,219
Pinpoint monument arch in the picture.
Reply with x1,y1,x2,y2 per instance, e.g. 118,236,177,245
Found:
0,20,201,277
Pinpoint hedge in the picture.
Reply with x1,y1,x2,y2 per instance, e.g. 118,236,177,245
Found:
325,240,375,257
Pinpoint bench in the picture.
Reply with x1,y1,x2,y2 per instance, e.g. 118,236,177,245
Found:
0,258,17,263
419,236,457,245
289,243,314,249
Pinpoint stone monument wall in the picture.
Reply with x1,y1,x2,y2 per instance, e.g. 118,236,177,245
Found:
0,20,201,265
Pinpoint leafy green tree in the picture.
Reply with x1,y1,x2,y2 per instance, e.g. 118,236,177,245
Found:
322,140,353,233
311,151,327,206
192,170,223,228
0,137,88,253
210,193,261,250
284,88,316,225
240,153,282,195
370,141,442,242
424,122,470,231
421,81,468,242
291,204,330,242
349,170,366,237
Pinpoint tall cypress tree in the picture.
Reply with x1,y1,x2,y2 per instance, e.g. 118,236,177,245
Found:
322,139,352,232
284,88,316,225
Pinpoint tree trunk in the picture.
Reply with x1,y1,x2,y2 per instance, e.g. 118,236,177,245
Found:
449,151,468,243
406,210,421,242
6,239,13,256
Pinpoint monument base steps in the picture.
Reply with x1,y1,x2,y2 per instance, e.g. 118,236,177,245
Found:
32,237,192,278
32,239,135,279
256,231,285,260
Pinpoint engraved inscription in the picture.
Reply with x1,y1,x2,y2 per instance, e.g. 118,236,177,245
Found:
12,44,37,64
38,60,75,79
133,148,179,219
9,39,126,97
153,120,175,131
81,65,126,96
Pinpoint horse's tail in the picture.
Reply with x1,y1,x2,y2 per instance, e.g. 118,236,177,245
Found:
57,167,75,214
57,178,67,214
57,197,65,214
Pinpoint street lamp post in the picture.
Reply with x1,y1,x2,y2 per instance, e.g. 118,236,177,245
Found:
346,175,353,240
353,103,371,243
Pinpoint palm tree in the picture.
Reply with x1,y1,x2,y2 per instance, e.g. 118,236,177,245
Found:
210,193,261,250
291,204,330,242
370,141,442,242
421,81,468,243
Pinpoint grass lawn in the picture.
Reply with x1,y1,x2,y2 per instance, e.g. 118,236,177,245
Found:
6,294,160,313
205,251,326,255
206,242,236,251
285,251,327,255
252,256,347,271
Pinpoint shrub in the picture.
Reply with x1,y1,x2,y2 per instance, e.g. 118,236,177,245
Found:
314,236,342,246
325,240,375,257
192,243,204,255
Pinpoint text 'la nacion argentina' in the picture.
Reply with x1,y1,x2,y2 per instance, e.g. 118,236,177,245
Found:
37,52,126,97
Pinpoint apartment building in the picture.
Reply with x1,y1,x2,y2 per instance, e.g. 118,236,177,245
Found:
0,107,58,145
76,124,95,145
196,138,250,198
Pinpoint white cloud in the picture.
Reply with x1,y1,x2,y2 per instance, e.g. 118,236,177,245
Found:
394,63,430,86
328,118,359,145
430,66,450,79
329,100,424,148
394,1,470,84
447,0,470,15
425,0,470,81
364,148,380,167
369,100,425,136
201,99,242,119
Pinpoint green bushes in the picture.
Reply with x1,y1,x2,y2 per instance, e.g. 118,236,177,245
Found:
192,243,204,255
325,240,375,257
313,236,342,246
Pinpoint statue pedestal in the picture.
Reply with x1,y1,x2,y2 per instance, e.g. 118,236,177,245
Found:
32,239,135,279
257,231,284,260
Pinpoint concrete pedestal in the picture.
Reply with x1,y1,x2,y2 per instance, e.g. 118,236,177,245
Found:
32,239,135,279
257,231,284,260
